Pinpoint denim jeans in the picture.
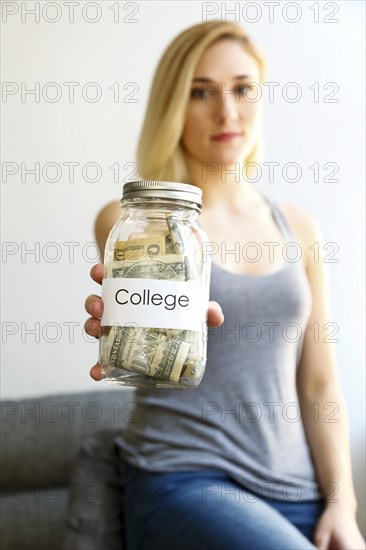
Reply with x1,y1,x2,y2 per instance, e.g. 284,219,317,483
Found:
121,459,325,550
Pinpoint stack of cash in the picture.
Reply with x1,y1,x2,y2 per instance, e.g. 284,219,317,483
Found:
102,215,205,386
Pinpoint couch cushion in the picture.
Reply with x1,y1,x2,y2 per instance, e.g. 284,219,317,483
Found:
0,486,70,550
62,430,125,550
1,389,136,488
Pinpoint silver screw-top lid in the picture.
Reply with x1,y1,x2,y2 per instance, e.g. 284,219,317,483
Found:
122,180,202,208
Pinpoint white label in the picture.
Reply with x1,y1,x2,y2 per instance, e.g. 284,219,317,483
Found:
101,278,208,331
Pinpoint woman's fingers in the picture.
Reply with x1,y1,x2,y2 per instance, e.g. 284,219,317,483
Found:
207,301,224,327
85,294,103,317
84,317,101,337
86,264,104,321
90,263,104,285
90,363,105,381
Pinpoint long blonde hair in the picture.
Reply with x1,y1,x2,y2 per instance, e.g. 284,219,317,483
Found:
136,20,266,183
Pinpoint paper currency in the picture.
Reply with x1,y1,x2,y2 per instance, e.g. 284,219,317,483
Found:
107,255,186,281
166,216,185,254
114,235,165,261
165,216,199,279
106,325,193,383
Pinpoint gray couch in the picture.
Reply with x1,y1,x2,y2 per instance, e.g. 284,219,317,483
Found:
1,389,136,550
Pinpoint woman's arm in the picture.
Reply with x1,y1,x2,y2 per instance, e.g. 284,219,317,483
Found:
94,200,121,258
288,205,365,549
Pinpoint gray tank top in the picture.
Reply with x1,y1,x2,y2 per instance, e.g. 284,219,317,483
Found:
116,194,321,501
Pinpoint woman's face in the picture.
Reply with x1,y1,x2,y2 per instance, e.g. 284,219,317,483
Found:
181,39,262,167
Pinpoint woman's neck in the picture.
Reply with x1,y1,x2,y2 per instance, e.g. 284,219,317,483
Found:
185,156,264,211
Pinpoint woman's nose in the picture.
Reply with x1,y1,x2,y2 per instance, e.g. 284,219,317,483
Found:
216,90,239,123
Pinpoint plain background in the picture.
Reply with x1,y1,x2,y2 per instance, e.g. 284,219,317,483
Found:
1,0,365,534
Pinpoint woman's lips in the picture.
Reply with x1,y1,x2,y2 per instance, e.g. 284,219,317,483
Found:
210,132,243,142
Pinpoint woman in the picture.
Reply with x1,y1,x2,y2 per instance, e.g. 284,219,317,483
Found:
84,21,365,550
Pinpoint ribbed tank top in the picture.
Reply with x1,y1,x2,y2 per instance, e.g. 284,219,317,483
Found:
116,194,321,501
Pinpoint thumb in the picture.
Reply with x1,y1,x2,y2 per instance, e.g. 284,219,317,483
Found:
207,301,224,327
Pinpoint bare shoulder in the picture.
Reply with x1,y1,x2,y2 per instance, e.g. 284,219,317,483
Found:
277,202,324,268
95,200,121,226
95,200,121,257
277,202,323,241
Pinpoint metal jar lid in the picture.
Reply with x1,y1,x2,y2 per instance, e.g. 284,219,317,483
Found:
121,180,202,208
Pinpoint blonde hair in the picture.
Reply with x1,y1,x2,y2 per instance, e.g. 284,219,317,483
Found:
136,20,266,183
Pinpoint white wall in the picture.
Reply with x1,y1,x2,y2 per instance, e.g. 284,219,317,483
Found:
1,0,365,533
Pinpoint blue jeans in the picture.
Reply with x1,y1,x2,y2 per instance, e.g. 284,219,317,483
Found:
121,459,325,550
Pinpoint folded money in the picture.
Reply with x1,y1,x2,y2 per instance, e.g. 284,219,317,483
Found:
114,235,166,261
106,325,198,384
107,254,187,281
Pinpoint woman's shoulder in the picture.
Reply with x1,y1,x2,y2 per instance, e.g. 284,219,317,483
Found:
95,200,121,256
277,201,323,241
95,200,121,221
276,201,324,269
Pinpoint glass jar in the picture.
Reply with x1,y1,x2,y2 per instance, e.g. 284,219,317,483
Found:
99,180,211,389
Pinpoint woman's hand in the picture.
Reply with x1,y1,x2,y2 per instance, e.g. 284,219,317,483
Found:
85,263,224,381
314,503,366,550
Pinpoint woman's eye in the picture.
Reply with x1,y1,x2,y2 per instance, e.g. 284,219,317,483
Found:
235,84,254,97
190,88,209,100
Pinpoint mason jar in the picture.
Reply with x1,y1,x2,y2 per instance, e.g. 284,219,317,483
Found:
99,180,211,389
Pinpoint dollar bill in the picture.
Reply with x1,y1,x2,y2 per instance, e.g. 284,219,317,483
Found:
107,325,191,383
184,255,199,281
164,230,176,255
166,217,199,280
114,235,165,261
179,330,204,380
166,216,185,254
107,254,186,280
